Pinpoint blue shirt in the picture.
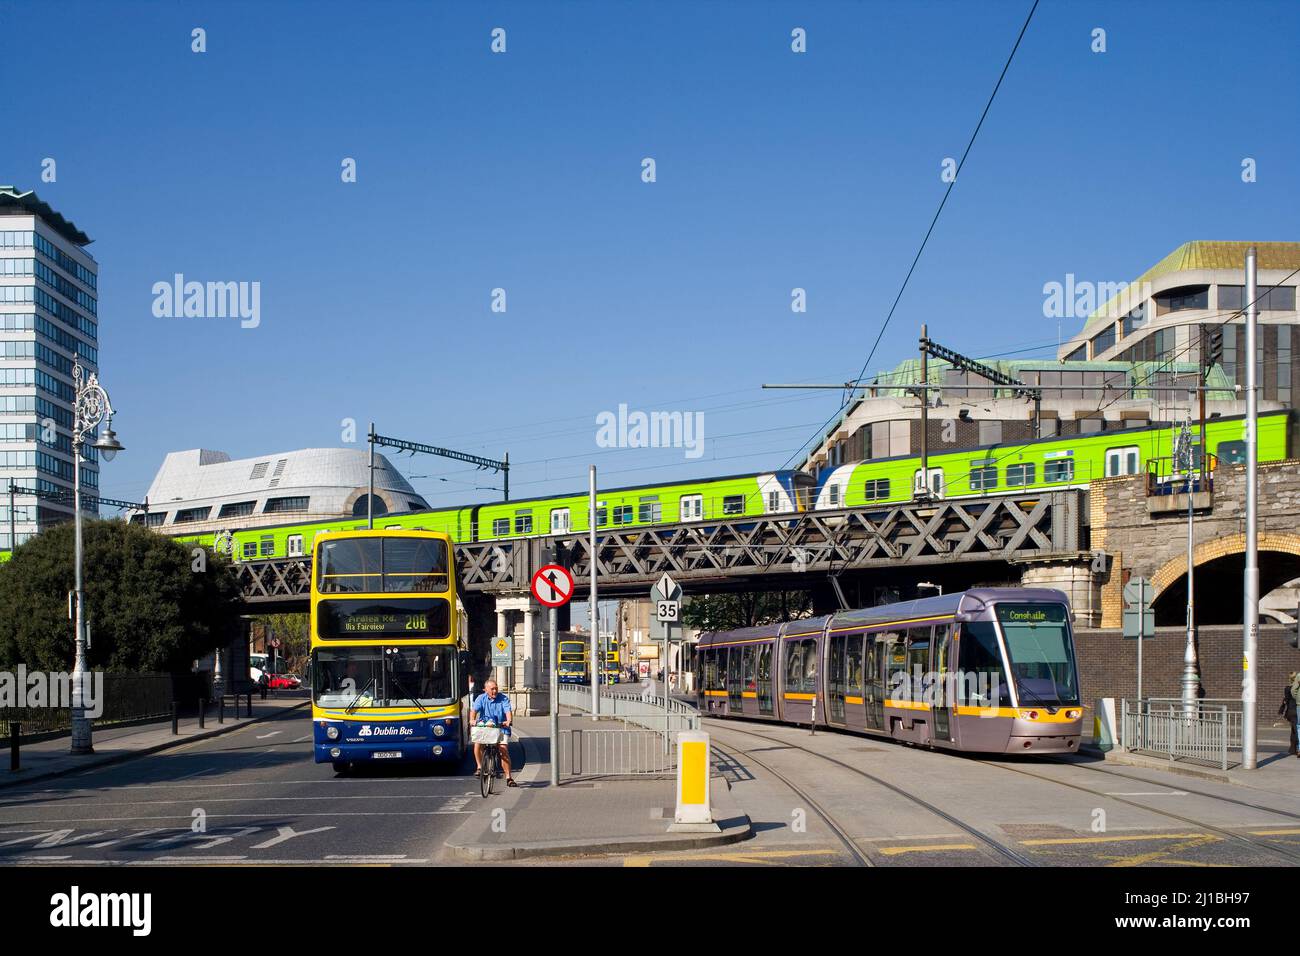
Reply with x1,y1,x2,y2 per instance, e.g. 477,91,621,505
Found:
472,692,512,725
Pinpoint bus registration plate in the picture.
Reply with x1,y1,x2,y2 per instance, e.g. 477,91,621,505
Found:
372,751,402,759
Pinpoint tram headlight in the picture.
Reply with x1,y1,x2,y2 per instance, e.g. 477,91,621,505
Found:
1066,709,1081,720
1019,709,1040,721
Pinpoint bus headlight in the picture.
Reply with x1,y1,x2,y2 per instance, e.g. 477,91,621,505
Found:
433,724,445,736
329,747,341,758
326,726,340,740
432,745,443,756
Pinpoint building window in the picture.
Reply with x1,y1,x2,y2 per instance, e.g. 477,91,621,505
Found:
173,506,211,524
722,495,745,516
350,494,386,518
1038,418,1059,438
978,420,1003,445
1121,306,1149,337
514,510,533,534
1079,417,1104,434
1064,344,1086,362
1279,325,1292,406
492,517,510,536
1044,458,1074,482
1220,284,1296,312
1006,463,1035,486
969,461,997,492
218,500,256,519
1090,324,1116,358
1154,285,1209,314
265,496,309,514
863,478,890,501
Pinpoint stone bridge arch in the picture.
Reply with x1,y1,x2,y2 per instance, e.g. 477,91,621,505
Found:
1148,531,1300,625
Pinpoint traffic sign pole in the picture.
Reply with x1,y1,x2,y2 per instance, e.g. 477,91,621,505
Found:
589,465,599,721
549,604,558,786
529,563,574,787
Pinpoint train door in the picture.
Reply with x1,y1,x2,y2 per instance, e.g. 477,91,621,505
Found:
913,467,945,499
727,647,744,711
931,624,953,742
550,508,570,534
741,644,757,715
864,633,886,731
829,634,847,724
757,643,774,715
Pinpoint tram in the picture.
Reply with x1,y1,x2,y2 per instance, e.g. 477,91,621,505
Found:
695,588,1083,754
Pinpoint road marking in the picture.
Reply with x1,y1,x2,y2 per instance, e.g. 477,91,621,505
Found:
879,842,979,855
325,854,409,860
1020,832,1212,846
89,827,167,848
250,825,335,850
293,735,312,742
1249,827,1300,836
256,731,283,740
623,848,838,867
7,794,465,807
0,811,474,824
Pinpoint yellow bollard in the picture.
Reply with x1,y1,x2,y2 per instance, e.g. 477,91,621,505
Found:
670,731,720,831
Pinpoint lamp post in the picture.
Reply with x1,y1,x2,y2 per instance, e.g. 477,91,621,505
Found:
69,360,124,755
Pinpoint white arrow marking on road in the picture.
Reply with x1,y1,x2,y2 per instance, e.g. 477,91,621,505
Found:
89,827,167,849
256,731,283,740
250,825,335,850
191,826,262,850
0,831,56,848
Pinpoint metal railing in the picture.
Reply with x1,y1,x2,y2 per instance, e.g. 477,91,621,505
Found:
559,727,677,778
0,673,174,739
560,685,700,733
1120,698,1243,770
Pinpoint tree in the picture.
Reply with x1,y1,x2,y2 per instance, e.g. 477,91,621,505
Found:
250,613,310,672
681,590,813,632
0,519,240,673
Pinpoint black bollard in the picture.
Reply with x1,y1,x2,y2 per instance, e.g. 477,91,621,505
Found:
171,701,178,736
218,695,225,724
199,698,206,729
245,692,252,718
9,722,18,772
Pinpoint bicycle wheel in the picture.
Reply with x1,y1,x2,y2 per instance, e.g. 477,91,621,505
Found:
479,747,492,798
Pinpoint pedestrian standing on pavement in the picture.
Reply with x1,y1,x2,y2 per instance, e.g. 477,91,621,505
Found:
1281,672,1299,757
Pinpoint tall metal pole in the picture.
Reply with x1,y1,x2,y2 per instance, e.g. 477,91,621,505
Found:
367,422,375,530
7,480,14,552
503,451,509,502
549,604,559,785
1243,246,1260,770
1181,420,1199,716
918,324,929,498
70,418,91,754
589,465,599,720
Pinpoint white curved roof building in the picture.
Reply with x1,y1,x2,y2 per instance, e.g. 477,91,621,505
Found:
137,447,429,534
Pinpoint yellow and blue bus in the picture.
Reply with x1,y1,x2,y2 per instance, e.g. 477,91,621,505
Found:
602,636,621,685
310,529,468,773
558,638,588,685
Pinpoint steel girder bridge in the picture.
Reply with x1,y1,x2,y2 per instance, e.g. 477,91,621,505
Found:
230,491,1083,607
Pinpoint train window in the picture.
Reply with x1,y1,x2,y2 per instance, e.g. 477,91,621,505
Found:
492,518,509,537
514,510,533,534
905,628,931,701
969,461,998,492
679,494,703,521
259,535,274,557
595,506,608,527
1043,457,1074,482
956,622,1012,708
722,495,745,516
242,542,257,559
742,645,756,693
863,479,890,501
1105,446,1140,477
828,484,841,507
846,636,864,696
1217,439,1246,465
767,490,780,512
1006,463,1035,486
785,641,804,693
637,496,662,523
613,505,634,524
882,632,907,699
800,639,817,693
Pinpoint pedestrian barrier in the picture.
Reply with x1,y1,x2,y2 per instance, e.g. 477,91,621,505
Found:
559,685,700,734
560,727,677,778
1120,698,1242,770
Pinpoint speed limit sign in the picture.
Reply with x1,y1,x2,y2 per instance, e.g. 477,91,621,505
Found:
656,600,680,623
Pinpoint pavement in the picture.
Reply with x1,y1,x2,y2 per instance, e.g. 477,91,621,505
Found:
1,691,309,790
1088,722,1300,792
444,714,751,861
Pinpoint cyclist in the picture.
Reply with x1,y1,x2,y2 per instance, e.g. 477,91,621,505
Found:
470,678,516,787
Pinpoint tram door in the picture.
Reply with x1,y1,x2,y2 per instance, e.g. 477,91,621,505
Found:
727,648,744,711
864,633,886,732
757,644,774,715
829,635,847,724
932,624,953,741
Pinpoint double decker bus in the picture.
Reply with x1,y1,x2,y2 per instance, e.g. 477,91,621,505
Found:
558,637,588,685
601,636,621,684
310,529,469,773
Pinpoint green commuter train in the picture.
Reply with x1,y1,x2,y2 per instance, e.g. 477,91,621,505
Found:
0,410,1290,565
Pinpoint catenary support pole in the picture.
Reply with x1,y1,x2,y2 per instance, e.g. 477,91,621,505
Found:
1243,246,1259,770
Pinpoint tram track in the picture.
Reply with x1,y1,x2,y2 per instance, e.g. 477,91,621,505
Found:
984,758,1300,865
704,719,1036,867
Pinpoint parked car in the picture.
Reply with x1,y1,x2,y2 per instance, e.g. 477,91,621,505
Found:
269,674,302,690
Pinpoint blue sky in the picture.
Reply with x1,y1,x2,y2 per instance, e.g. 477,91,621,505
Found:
3,0,1297,509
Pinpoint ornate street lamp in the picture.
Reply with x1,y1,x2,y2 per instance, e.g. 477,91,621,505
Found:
69,360,124,755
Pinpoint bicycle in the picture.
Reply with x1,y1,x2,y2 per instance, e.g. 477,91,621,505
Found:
472,722,504,798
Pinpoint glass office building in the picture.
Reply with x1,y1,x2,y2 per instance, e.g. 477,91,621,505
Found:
0,186,100,549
